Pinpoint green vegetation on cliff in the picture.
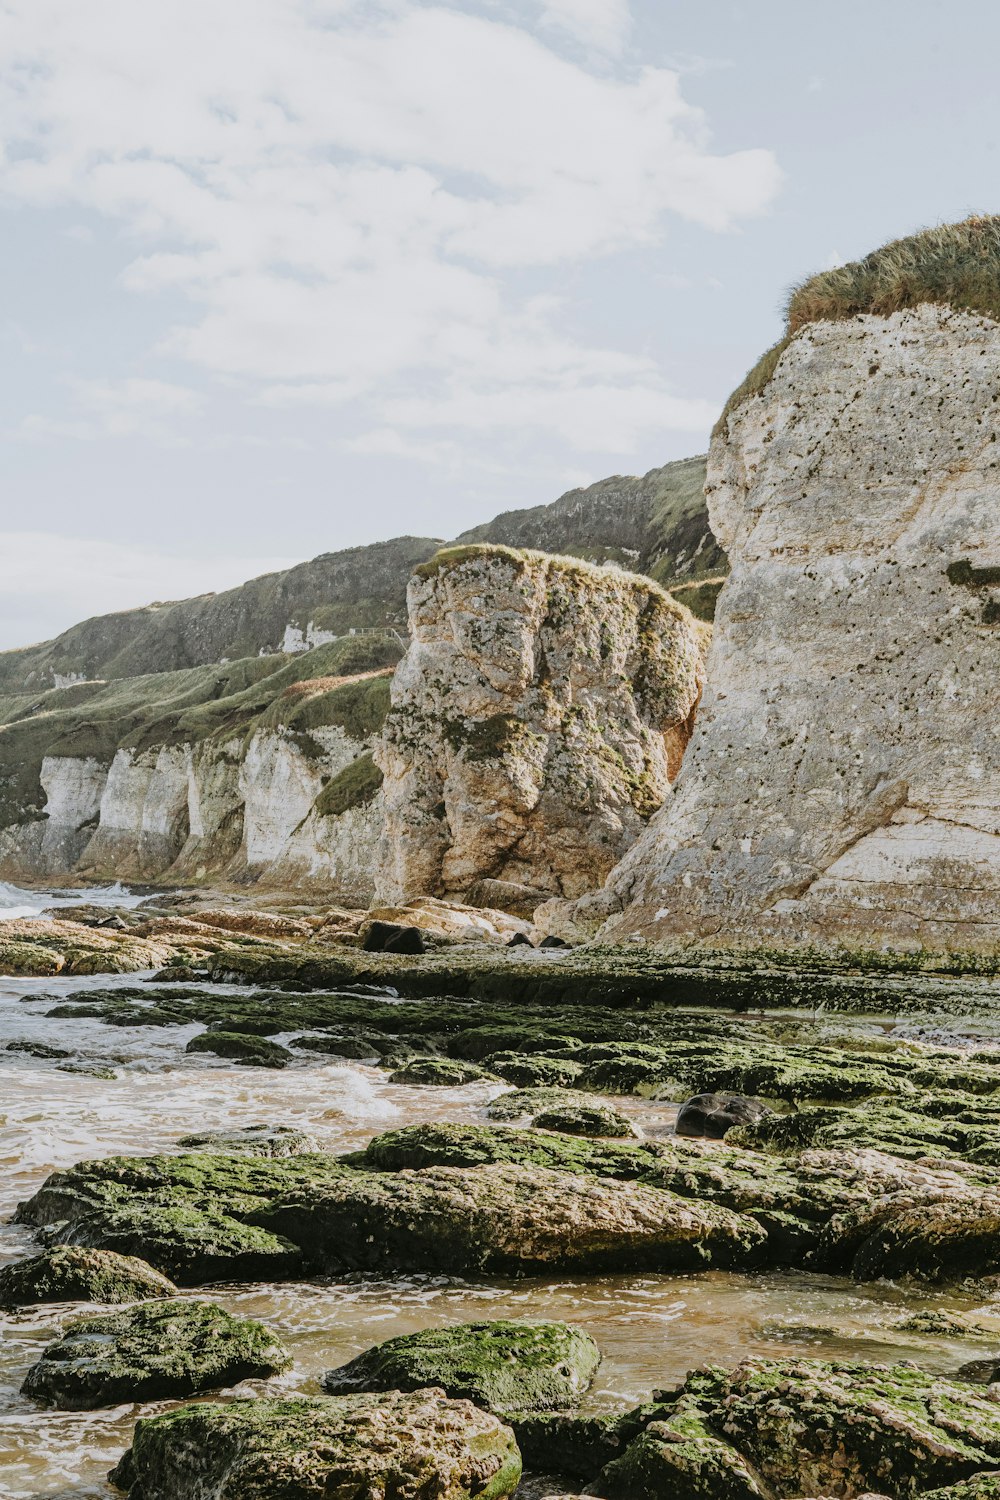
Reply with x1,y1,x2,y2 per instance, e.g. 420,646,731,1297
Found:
717,215,1000,437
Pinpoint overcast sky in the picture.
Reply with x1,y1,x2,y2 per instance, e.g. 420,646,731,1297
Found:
1,0,998,648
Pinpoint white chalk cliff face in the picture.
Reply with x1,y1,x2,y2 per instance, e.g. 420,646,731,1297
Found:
375,547,705,905
0,730,383,902
592,304,1000,950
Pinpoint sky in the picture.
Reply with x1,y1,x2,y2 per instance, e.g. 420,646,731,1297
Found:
1,0,999,648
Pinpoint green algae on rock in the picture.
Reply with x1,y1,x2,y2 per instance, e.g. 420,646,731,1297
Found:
255,1161,765,1277
21,1299,290,1410
531,1103,639,1139
668,1358,1000,1499
174,1124,319,1156
110,1389,522,1500
0,1246,175,1308
596,1398,766,1500
185,1030,292,1067
389,1056,493,1086
324,1319,600,1414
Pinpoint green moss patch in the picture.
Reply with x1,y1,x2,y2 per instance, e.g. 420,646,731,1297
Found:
324,1319,600,1414
315,751,383,818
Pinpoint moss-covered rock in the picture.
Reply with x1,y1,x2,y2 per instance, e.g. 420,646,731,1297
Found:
256,1161,765,1276
531,1103,639,1139
174,1124,318,1156
450,1028,583,1062
921,1478,1000,1500
21,1299,289,1409
185,1031,292,1067
58,1200,303,1285
596,1399,766,1500
111,1390,522,1500
389,1056,493,1086
668,1358,1000,1498
486,1053,584,1088
820,1193,1000,1282
0,1246,175,1308
323,1320,600,1414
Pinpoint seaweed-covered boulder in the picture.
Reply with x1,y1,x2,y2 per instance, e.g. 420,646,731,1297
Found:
110,1389,521,1499
675,1094,772,1140
57,1200,303,1285
921,1476,1000,1500
256,1161,765,1276
323,1320,600,1413
22,1299,289,1409
821,1191,1000,1282
185,1031,292,1068
665,1359,1000,1498
390,1057,493,1086
596,1399,766,1500
0,1246,175,1308
450,1028,582,1062
486,1088,592,1122
532,1104,638,1139
486,1054,584,1088
175,1124,318,1156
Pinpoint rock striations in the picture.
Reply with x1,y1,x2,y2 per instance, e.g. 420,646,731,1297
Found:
375,546,706,906
589,298,1000,950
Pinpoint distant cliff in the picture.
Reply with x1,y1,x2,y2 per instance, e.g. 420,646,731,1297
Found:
0,636,397,901
0,456,719,696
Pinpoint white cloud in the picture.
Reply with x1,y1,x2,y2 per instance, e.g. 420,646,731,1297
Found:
17,378,201,443
0,532,300,649
538,0,632,56
0,1,781,456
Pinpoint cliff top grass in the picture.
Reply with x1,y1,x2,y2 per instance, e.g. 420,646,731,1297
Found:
413,542,697,623
715,214,1000,439
0,637,400,829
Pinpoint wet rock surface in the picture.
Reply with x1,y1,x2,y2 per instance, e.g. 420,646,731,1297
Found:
0,1246,175,1308
324,1319,601,1414
110,1388,522,1500
21,1298,289,1409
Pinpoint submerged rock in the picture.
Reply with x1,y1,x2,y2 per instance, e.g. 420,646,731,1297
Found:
323,1320,600,1414
110,1389,522,1499
22,1299,289,1409
0,1246,175,1308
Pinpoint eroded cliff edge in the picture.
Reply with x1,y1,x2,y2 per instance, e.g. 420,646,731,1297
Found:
375,546,706,906
585,300,1000,951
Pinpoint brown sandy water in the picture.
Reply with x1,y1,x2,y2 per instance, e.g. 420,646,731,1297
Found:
1,919,999,1494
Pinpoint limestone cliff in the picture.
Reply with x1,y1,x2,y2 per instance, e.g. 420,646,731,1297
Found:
589,298,1000,951
0,640,394,901
375,546,706,905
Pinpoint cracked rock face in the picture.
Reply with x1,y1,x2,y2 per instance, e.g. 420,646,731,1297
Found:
375,548,705,905
594,304,1000,950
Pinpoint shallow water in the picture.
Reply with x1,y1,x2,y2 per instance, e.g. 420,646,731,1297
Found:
0,881,146,924
2,886,999,1497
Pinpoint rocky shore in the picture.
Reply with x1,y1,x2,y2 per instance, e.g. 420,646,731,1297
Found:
2,915,1000,1497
